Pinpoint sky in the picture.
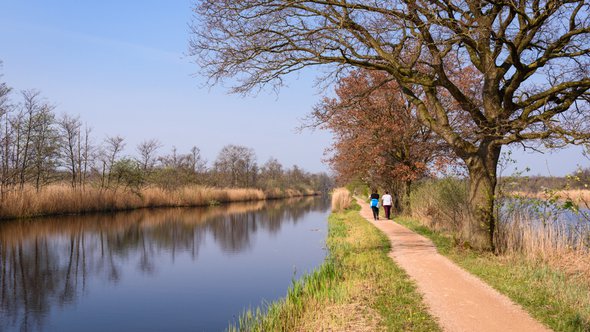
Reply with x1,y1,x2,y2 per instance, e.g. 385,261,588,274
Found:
0,1,588,176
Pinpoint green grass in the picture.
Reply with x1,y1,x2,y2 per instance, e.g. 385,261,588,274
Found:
396,216,590,332
229,205,441,331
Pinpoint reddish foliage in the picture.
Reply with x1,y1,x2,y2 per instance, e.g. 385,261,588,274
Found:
313,70,451,188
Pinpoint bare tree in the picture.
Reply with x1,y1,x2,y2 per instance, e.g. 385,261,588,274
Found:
213,144,257,187
79,124,93,188
100,135,125,189
0,64,13,196
260,157,284,189
58,114,82,188
30,103,59,191
8,90,60,190
16,90,42,188
190,0,590,249
158,146,180,169
189,146,207,174
136,139,162,171
58,115,94,189
0,62,10,116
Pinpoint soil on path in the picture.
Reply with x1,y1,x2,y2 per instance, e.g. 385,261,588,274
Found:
358,199,551,332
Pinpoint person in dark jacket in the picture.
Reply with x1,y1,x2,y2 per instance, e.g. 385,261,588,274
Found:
369,191,380,220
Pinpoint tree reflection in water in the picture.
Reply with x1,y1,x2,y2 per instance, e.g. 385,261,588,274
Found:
0,196,329,332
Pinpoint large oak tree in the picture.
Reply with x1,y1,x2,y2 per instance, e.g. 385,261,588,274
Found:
190,0,590,249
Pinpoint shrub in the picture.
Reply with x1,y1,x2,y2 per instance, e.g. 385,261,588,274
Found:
409,178,469,234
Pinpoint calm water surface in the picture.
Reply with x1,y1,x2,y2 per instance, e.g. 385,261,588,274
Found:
0,196,330,332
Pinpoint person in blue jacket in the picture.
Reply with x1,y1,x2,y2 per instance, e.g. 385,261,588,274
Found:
369,191,380,220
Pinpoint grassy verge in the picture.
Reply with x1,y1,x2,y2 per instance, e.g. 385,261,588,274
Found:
396,216,590,332
230,204,440,331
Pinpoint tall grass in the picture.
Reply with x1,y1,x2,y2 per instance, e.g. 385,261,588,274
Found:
330,187,352,212
496,198,590,277
0,184,314,220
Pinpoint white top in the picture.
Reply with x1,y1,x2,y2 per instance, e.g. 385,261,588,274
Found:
382,194,392,206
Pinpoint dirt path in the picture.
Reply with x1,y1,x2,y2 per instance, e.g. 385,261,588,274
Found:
358,199,552,332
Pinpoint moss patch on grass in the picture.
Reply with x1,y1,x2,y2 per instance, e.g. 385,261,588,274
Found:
396,216,590,332
230,208,440,331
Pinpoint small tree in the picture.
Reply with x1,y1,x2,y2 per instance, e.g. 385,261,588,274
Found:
59,114,82,188
99,135,125,189
188,146,207,175
136,138,162,172
0,68,11,196
152,146,207,188
259,157,284,190
30,103,60,190
213,144,257,187
110,158,144,193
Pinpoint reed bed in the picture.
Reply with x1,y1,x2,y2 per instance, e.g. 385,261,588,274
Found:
496,200,590,278
0,184,313,220
330,187,352,212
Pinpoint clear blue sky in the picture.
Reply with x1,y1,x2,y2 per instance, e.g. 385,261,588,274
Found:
0,1,587,176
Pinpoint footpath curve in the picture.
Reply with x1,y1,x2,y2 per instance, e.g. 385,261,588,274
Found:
357,198,551,332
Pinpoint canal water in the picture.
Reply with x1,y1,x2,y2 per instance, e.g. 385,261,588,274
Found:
0,196,330,332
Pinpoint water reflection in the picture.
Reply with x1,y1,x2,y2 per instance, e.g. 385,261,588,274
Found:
0,196,330,332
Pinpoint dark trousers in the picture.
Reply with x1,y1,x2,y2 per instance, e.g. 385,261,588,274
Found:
371,206,379,220
383,205,392,219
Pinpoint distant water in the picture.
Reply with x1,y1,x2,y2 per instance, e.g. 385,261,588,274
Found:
500,197,590,224
0,196,330,332
499,197,590,246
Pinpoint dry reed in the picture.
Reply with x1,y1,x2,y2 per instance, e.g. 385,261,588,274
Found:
331,188,352,212
496,204,590,278
0,184,314,220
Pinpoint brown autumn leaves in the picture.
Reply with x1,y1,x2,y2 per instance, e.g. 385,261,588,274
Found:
310,68,481,205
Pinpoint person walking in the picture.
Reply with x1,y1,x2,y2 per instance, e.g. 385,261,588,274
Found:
369,191,380,220
382,191,393,220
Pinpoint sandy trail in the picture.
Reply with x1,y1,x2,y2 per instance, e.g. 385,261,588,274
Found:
358,199,551,332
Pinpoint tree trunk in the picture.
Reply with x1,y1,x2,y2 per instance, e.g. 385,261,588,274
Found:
404,180,412,214
464,143,501,251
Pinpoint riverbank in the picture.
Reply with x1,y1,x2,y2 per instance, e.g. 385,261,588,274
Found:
0,184,317,220
396,217,590,331
230,202,440,331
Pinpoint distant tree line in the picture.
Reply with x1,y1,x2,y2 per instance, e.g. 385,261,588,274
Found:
0,67,333,196
502,170,590,193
